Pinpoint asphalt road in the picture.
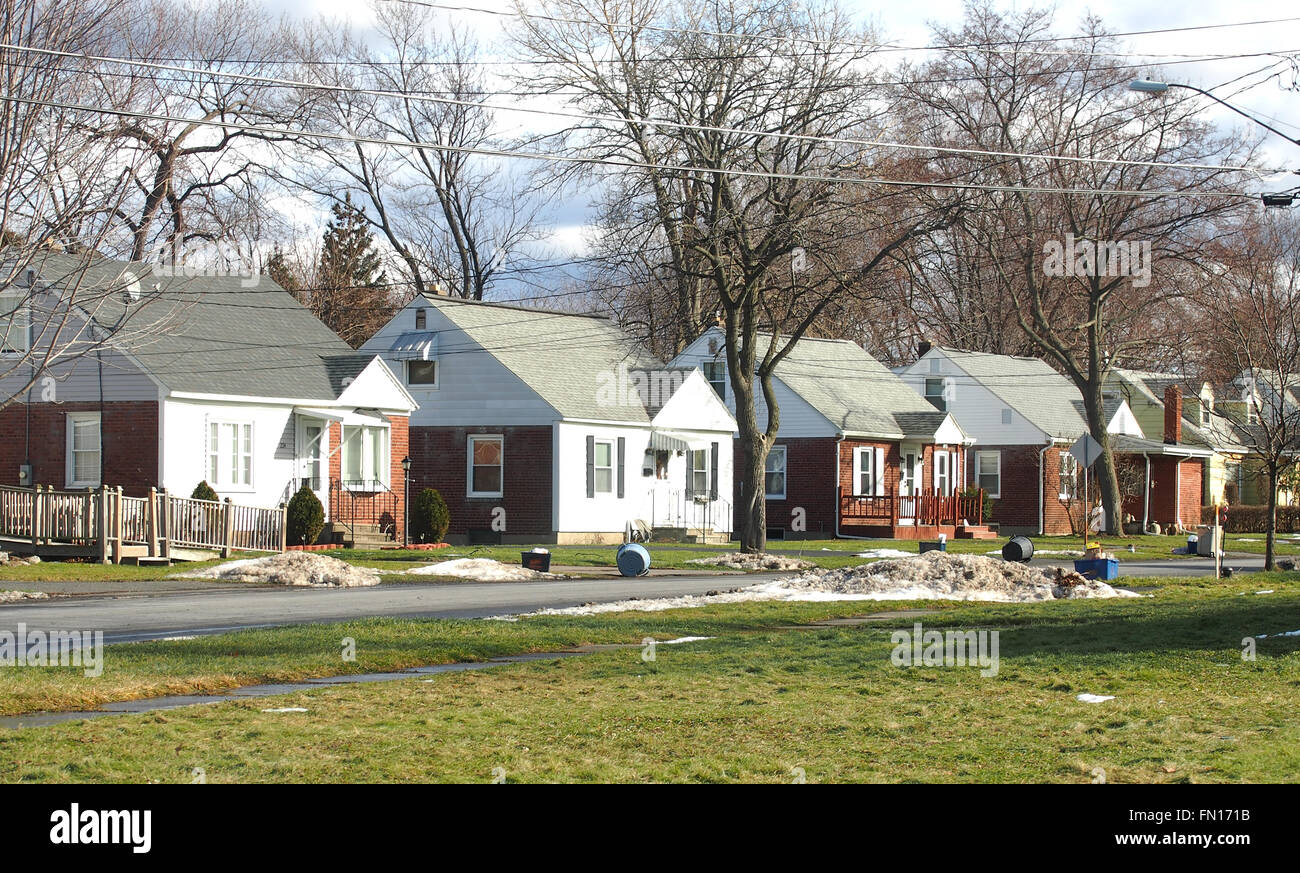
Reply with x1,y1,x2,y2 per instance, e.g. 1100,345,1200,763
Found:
0,555,1266,644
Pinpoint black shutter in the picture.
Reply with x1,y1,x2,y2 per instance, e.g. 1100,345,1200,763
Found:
617,437,625,498
685,448,695,499
709,442,719,500
585,435,595,498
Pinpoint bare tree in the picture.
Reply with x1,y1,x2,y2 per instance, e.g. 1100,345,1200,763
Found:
900,2,1255,534
285,1,547,299
1195,212,1300,569
513,0,962,551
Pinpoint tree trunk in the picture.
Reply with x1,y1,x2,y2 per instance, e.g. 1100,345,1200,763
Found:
1078,380,1123,535
1265,464,1279,571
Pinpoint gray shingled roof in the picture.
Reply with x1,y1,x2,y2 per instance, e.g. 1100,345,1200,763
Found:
422,295,664,422
1110,367,1246,452
754,334,948,439
938,347,1087,439
24,250,366,400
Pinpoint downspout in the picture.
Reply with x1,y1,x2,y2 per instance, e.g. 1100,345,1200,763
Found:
1174,455,1182,531
1038,440,1052,536
1142,453,1152,532
833,434,873,540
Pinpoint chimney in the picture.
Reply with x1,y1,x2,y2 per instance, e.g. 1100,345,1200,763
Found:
917,339,933,361
1164,384,1183,444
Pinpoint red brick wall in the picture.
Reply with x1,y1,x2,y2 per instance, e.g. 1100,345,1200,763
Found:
1147,456,1203,529
0,401,158,495
980,444,1079,535
324,417,409,534
408,425,553,540
755,437,838,537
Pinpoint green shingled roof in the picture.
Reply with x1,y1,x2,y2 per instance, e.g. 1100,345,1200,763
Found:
23,251,365,401
421,295,664,422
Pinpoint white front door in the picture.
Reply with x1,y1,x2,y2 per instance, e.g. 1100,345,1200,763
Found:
899,445,921,523
935,450,951,496
297,417,328,511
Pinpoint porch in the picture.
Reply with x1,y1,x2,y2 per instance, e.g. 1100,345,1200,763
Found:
837,488,993,540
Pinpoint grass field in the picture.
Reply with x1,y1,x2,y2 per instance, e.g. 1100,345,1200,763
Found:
1,570,1297,783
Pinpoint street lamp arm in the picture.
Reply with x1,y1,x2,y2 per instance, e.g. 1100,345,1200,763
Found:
1162,82,1300,148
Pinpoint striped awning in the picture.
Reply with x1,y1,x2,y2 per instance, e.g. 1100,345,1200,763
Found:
648,430,691,453
389,331,436,360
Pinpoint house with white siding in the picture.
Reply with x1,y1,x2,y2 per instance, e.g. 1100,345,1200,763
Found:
669,327,984,540
360,296,737,544
0,251,415,546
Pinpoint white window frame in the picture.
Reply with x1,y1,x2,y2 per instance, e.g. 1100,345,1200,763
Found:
208,420,254,491
975,450,1001,498
467,434,504,498
690,448,710,496
0,288,30,355
341,423,390,490
935,451,951,496
593,439,614,494
924,378,947,411
65,412,101,488
852,447,877,497
405,358,438,388
765,445,787,499
1059,452,1079,500
702,360,727,401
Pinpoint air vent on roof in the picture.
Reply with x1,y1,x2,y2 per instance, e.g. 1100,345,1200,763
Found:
121,270,142,303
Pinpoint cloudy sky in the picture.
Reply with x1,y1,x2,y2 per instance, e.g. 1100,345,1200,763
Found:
258,1,1300,272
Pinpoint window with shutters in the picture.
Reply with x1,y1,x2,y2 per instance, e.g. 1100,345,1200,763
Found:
208,421,253,489
690,448,709,496
66,413,101,488
853,447,875,496
765,446,787,499
467,435,503,498
593,440,613,493
976,450,1001,498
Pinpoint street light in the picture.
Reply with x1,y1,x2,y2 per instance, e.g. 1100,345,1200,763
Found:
401,456,411,548
1128,79,1300,207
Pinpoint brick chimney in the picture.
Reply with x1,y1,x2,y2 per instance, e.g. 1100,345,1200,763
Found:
917,339,933,361
1164,384,1183,444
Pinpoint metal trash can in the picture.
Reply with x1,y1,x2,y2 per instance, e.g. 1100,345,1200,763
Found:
521,550,551,572
616,542,651,577
1187,536,1198,555
919,541,946,554
1002,535,1035,563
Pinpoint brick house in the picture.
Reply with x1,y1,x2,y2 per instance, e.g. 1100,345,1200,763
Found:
897,346,1210,534
0,251,415,546
360,296,737,544
670,327,986,540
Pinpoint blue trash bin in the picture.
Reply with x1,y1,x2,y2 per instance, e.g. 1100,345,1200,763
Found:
616,543,651,577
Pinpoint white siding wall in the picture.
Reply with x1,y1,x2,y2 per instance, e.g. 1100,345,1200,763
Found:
161,398,311,510
359,299,559,426
669,329,836,438
0,344,158,404
553,421,733,535
897,350,1046,446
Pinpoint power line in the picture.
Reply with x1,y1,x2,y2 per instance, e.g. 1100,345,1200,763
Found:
2,43,1272,176
385,1,1300,61
0,94,1262,199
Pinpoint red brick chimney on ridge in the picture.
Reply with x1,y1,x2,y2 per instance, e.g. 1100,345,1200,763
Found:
1164,384,1183,444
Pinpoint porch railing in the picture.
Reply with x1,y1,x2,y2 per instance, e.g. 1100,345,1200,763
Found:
839,488,984,527
328,478,401,544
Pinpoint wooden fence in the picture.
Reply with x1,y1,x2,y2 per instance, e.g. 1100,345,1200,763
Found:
0,484,286,563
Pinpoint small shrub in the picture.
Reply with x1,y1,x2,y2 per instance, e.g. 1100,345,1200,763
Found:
191,480,219,502
286,484,326,546
410,488,451,543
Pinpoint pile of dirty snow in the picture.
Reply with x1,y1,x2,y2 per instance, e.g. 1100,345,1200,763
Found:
687,552,816,571
497,551,1135,618
407,557,566,582
0,589,48,603
175,552,379,587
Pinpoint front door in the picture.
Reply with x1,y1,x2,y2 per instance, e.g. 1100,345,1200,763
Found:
899,445,921,523
297,417,328,514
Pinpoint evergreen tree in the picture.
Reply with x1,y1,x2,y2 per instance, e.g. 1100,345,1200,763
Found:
315,195,394,347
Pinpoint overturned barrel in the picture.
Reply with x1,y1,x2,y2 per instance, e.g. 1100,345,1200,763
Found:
1001,535,1035,563
616,542,651,577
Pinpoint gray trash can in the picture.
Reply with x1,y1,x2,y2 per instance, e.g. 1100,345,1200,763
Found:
1002,536,1034,563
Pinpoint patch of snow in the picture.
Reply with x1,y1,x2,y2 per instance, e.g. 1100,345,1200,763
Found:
853,549,915,559
408,558,566,582
492,552,1138,617
687,552,815,571
1256,629,1300,639
261,707,308,713
173,552,378,587
0,590,49,603
1256,589,1275,595
661,636,714,644
1077,694,1115,703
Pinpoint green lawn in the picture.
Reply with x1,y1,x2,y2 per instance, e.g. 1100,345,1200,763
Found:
1,571,1297,782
